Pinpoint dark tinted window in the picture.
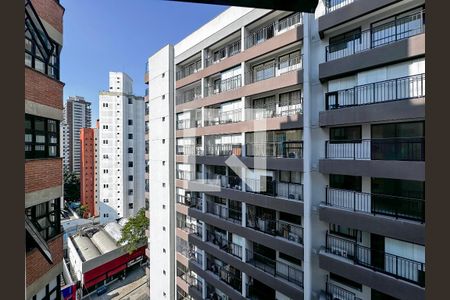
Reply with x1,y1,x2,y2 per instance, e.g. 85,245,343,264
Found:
330,126,361,142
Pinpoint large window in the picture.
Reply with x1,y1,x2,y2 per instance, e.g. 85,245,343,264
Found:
329,174,361,192
329,28,361,53
25,199,61,251
330,126,361,143
25,114,59,159
25,31,60,80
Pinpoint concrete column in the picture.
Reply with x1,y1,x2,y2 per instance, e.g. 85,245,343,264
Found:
242,272,248,298
240,27,246,52
241,96,246,122
201,49,206,70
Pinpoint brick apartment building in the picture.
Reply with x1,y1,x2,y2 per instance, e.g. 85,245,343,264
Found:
25,0,65,299
80,127,98,218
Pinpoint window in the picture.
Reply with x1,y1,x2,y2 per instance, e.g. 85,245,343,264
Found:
103,140,109,144
128,161,133,167
128,134,133,139
279,252,302,266
278,12,301,31
278,51,301,70
329,28,362,53
128,147,133,153
128,175,133,181
329,224,361,241
103,154,109,159
162,95,165,100
129,203,134,209
128,189,133,195
162,161,166,166
128,120,133,125
25,114,59,159
162,73,165,78
103,184,109,188
330,126,361,143
162,139,165,144
103,125,108,129
330,272,362,291
162,117,165,122
103,199,109,203
329,174,362,192
103,103,109,108
252,60,275,82
162,183,166,187
25,199,61,250
103,169,109,174
128,98,133,104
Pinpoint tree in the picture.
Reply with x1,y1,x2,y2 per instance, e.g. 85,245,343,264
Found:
77,204,89,218
64,171,80,202
118,208,149,254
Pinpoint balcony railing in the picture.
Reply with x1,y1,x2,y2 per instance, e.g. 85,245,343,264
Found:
205,174,243,191
325,233,425,286
324,281,362,300
176,145,203,156
246,216,303,244
204,108,242,126
176,85,202,105
205,40,241,67
177,267,203,292
245,55,302,85
177,218,203,238
245,141,303,159
248,101,303,120
245,178,303,201
206,201,242,224
324,0,355,14
177,119,202,130
326,187,425,222
207,260,242,292
326,73,426,110
176,59,202,80
176,194,203,211
206,230,243,259
325,138,425,161
245,12,302,49
176,170,196,181
246,249,304,287
204,144,242,156
205,74,242,97
325,9,425,61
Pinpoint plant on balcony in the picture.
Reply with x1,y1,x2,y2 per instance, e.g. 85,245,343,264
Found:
118,208,149,254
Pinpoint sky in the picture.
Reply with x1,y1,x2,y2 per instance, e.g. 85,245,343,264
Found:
60,0,228,121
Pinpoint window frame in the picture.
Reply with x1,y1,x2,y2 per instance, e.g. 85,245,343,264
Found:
25,114,60,159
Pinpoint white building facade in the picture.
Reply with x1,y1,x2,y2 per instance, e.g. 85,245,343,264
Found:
98,72,145,223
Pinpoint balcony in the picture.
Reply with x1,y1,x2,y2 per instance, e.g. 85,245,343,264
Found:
206,230,243,259
204,74,242,97
205,40,241,68
204,108,242,127
204,144,243,157
177,84,202,105
247,102,303,120
177,118,202,130
325,138,425,161
323,281,362,300
245,55,302,85
246,216,303,245
325,73,425,110
177,194,203,211
177,59,202,81
177,267,203,293
206,201,242,225
205,174,243,191
325,187,425,223
176,145,203,156
325,10,425,62
324,233,425,287
245,12,302,49
176,218,203,239
245,177,303,202
245,249,304,287
324,0,355,14
206,259,242,293
245,141,303,159
177,170,196,181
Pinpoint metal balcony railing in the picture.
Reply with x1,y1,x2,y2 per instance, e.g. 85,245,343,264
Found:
245,178,303,201
176,194,203,211
206,260,242,292
176,145,203,156
325,187,425,222
177,267,203,292
326,73,425,110
206,230,243,259
206,201,242,224
245,55,302,85
204,108,242,126
204,74,242,97
176,118,202,130
205,174,243,191
176,85,202,105
245,12,302,49
247,101,303,120
246,216,303,244
324,281,362,300
176,59,202,80
325,138,425,161
245,141,303,159
246,249,304,287
176,170,196,181
204,144,242,157
177,219,203,238
325,233,425,286
324,0,355,14
325,9,425,61
205,40,241,67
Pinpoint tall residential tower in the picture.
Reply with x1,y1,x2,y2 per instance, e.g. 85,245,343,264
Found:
98,72,146,223
146,1,425,299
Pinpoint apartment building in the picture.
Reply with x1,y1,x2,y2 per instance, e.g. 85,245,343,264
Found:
63,96,92,174
98,72,145,224
25,0,65,299
146,1,425,299
80,128,98,218
144,65,151,283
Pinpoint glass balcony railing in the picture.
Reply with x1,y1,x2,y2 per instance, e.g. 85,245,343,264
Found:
204,108,242,126
245,141,303,159
206,201,242,225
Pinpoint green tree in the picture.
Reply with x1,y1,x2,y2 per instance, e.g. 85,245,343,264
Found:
64,171,80,202
77,204,89,218
118,208,149,254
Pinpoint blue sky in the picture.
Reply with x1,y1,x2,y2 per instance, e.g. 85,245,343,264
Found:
60,0,228,121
